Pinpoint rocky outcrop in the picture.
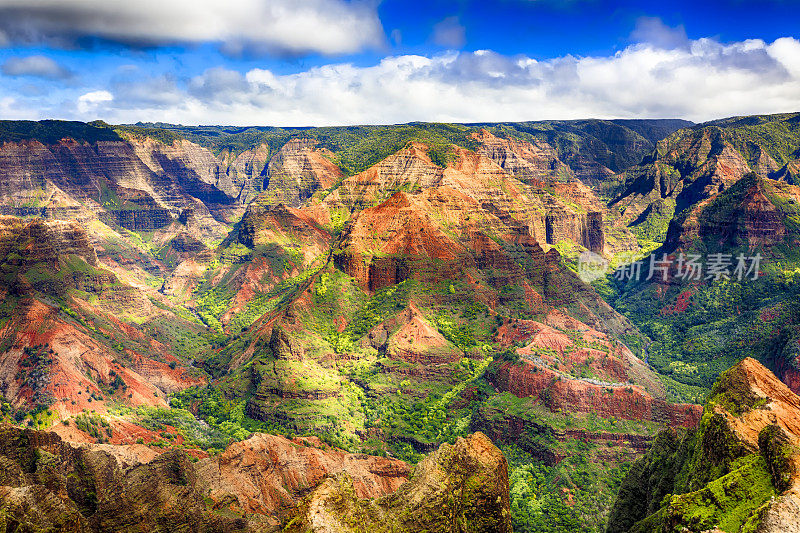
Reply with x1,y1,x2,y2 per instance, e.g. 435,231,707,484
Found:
267,325,305,361
324,142,443,210
0,216,98,267
662,173,800,252
239,201,331,256
474,128,572,185
472,403,654,466
0,424,245,532
607,358,800,533
495,311,661,390
216,142,271,204
195,433,410,526
334,191,467,292
492,361,700,427
0,298,201,414
0,425,410,532
361,302,462,364
545,207,605,253
488,309,702,427
0,136,236,241
261,138,342,207
285,432,512,533
612,115,800,250
244,325,347,425
0,426,511,533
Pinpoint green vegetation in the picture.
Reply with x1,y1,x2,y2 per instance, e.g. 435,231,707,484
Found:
141,117,690,186
343,280,413,340
630,452,774,533
144,122,481,175
0,119,122,144
607,268,800,402
74,413,113,442
139,394,262,453
629,197,676,247
114,124,184,145
505,442,633,533
607,359,793,533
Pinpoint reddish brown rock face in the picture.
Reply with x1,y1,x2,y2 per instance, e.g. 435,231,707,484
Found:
0,299,203,416
284,432,512,533
699,176,795,247
258,138,342,207
335,191,468,292
0,425,411,531
493,361,701,428
474,129,570,185
0,217,206,415
0,216,98,267
324,142,443,210
490,310,701,428
239,201,331,254
611,123,794,253
0,136,240,246
197,432,410,522
361,302,463,365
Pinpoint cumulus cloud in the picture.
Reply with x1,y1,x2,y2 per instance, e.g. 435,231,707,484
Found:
188,67,250,103
1,55,72,79
110,74,184,109
0,0,384,56
77,90,113,114
432,16,466,49
630,17,689,50
64,36,800,126
0,96,38,119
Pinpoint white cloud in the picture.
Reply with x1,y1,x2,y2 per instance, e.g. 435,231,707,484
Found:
390,29,402,47
432,16,466,49
77,90,113,114
768,37,800,78
630,17,689,50
0,0,384,56
50,36,800,126
1,55,72,79
0,96,37,119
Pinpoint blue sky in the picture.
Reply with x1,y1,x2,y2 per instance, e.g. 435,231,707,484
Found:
0,0,798,125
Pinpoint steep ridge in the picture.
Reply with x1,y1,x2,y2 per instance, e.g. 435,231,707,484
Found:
0,425,510,532
256,138,342,208
442,144,606,252
334,187,626,335
284,432,512,533
474,128,608,224
216,141,272,204
670,172,800,251
322,141,444,211
0,134,237,240
611,112,800,247
0,216,208,419
488,312,701,427
474,128,574,185
603,113,800,407
0,424,415,531
331,142,609,302
365,302,463,365
607,358,800,533
474,119,692,198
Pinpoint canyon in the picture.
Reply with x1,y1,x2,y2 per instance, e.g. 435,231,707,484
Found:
0,114,798,531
